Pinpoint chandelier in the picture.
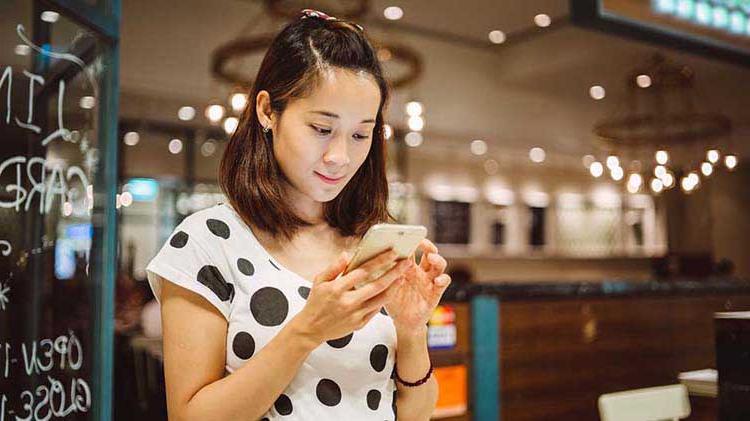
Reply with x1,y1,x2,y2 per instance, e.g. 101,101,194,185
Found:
204,0,423,137
589,54,738,194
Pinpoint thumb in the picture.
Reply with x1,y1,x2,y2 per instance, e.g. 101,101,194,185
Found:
314,251,350,284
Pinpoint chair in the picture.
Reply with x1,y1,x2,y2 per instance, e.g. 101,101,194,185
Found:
598,384,691,421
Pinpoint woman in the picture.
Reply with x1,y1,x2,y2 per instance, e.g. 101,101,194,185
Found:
146,9,451,420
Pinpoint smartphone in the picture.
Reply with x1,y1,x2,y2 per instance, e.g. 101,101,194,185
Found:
341,223,428,288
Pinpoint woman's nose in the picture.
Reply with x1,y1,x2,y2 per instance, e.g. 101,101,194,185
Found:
322,134,350,167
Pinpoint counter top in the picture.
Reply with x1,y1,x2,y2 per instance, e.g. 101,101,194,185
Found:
441,277,750,302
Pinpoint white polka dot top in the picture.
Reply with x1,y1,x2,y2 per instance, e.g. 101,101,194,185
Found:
145,202,399,420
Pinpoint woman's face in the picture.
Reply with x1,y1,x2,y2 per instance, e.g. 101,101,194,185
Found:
261,67,381,204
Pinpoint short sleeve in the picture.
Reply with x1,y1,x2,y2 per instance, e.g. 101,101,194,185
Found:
145,221,234,320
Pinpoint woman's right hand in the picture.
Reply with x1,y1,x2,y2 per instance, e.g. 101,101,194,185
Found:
292,248,412,345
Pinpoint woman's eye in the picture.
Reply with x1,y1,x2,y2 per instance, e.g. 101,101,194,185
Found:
353,133,370,141
310,125,332,135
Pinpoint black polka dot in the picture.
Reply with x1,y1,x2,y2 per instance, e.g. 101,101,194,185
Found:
370,344,388,372
316,379,342,406
232,331,255,359
367,389,381,410
226,282,236,302
169,231,189,248
250,287,289,326
206,218,230,239
197,265,233,302
298,286,310,299
392,390,397,418
370,344,388,373
269,259,281,270
380,307,388,316
237,258,255,276
326,332,353,349
274,394,293,415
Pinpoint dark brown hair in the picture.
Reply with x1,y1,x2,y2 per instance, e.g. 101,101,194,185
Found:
219,13,393,242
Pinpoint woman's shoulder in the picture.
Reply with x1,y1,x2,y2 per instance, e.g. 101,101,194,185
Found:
175,203,234,237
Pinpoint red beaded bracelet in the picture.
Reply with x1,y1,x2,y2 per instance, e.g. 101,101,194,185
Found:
394,362,433,387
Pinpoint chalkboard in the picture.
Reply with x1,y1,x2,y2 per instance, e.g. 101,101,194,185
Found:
0,2,120,420
431,200,471,245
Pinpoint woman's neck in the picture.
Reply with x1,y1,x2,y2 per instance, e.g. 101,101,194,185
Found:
284,183,325,225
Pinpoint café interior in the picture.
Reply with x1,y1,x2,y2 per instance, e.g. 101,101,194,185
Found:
1,0,749,420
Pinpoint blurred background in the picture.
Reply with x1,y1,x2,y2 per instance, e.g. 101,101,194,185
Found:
1,0,750,420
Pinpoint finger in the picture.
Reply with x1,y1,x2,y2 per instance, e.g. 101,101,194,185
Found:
431,273,452,301
346,258,410,302
335,248,398,292
425,253,448,279
419,238,438,254
418,239,439,271
313,251,350,284
356,248,399,274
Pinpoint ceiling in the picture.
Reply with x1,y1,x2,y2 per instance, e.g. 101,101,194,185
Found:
118,0,750,167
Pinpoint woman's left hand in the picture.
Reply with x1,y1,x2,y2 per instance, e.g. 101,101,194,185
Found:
384,239,451,333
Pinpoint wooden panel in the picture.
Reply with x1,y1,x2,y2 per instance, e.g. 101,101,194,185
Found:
498,294,750,421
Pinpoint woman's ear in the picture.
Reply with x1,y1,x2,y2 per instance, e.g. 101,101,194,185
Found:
255,90,274,128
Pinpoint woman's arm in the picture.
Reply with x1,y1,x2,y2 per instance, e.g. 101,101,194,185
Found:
160,278,319,421
386,238,452,421
394,326,439,421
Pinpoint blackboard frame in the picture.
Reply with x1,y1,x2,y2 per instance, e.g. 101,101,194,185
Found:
36,0,121,420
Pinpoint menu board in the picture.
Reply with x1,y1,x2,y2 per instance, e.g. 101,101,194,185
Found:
572,0,750,66
0,2,118,419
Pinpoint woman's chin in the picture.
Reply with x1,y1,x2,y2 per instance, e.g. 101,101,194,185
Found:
314,185,346,202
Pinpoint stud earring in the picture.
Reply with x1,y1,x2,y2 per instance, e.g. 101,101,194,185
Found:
262,125,272,141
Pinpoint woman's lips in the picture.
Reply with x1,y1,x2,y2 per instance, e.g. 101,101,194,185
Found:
315,171,345,184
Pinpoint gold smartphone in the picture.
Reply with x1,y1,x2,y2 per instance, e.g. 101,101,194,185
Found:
341,223,428,288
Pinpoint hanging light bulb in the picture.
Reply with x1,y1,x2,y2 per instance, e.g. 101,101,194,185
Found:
223,116,239,134
707,149,720,164
627,173,642,193
590,162,604,177
688,171,700,185
407,115,424,131
701,162,713,176
606,155,620,169
654,165,667,179
230,92,248,113
725,154,738,170
681,176,694,192
662,172,675,188
655,150,669,165
405,101,423,116
205,104,225,123
611,166,624,181
650,178,664,193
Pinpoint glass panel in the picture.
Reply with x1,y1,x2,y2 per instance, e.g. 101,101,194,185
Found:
0,3,115,420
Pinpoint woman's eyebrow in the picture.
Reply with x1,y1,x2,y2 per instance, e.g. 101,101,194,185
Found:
308,110,375,124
